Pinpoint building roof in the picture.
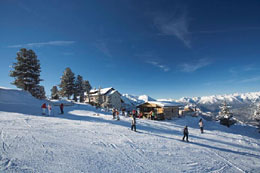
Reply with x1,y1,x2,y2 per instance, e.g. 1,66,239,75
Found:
86,87,121,96
138,101,181,108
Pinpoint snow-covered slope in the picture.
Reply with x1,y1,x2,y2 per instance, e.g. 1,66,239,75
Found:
0,87,46,115
0,87,260,172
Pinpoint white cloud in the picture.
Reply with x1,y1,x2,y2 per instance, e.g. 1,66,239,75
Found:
179,58,211,72
94,40,112,57
198,27,260,34
154,10,191,48
146,61,170,72
8,41,76,48
239,76,260,83
228,64,259,76
243,64,258,72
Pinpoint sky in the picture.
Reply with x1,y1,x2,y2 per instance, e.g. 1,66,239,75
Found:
1,0,260,99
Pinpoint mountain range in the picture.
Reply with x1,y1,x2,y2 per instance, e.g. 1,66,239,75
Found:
123,91,260,124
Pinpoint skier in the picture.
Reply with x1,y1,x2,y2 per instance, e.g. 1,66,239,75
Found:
131,115,137,132
41,103,47,115
48,104,52,116
149,110,155,120
112,108,116,119
152,110,155,120
182,126,189,142
199,118,204,133
138,112,143,119
60,103,64,114
122,108,126,117
116,110,120,120
127,111,130,117
132,109,137,118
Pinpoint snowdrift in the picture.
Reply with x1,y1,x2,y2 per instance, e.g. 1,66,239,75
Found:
0,87,46,115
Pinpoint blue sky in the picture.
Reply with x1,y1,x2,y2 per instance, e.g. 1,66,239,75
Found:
1,0,260,99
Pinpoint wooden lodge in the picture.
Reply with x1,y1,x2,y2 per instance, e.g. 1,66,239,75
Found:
137,101,180,120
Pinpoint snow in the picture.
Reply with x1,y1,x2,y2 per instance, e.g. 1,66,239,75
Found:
0,87,260,172
49,99,74,106
158,91,260,124
165,91,260,105
147,101,181,107
89,87,114,95
138,95,156,102
121,94,156,110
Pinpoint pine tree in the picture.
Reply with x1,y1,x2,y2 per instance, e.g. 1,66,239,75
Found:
254,104,260,132
82,80,92,102
218,101,234,127
74,75,84,102
31,85,46,99
253,104,260,121
59,67,75,99
51,86,59,100
10,48,42,95
218,101,233,119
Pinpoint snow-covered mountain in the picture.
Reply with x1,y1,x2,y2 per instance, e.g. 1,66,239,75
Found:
176,92,260,105
121,94,156,110
159,92,260,124
0,87,260,172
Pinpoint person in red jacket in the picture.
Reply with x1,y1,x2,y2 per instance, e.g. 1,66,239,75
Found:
41,103,47,115
60,103,64,114
116,110,120,120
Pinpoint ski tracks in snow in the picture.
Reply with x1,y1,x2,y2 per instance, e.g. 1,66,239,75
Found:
0,129,16,172
0,129,9,154
208,148,246,173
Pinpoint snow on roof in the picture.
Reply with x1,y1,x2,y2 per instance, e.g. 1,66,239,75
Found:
90,87,112,94
88,87,120,96
144,101,181,107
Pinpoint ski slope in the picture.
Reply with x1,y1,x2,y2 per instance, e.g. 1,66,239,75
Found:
0,88,260,172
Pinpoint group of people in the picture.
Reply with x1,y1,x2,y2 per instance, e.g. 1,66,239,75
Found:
41,102,205,139
182,118,204,142
41,103,64,116
112,108,205,136
112,108,137,131
112,108,120,120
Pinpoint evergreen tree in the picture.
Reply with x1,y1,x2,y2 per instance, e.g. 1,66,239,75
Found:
31,85,46,99
74,75,86,102
82,80,92,102
253,104,260,121
10,48,42,95
254,104,260,132
51,86,59,100
75,75,88,102
217,101,235,127
218,101,233,119
59,67,75,99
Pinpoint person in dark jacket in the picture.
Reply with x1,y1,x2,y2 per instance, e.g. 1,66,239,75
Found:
112,108,116,119
60,103,64,114
199,118,204,133
182,126,189,142
132,109,137,118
